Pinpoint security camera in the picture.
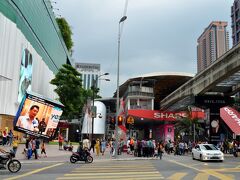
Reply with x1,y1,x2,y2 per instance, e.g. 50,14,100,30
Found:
98,113,102,118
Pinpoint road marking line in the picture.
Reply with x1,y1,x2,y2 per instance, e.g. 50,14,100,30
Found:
73,167,157,169
167,172,187,180
80,165,155,168
207,168,240,172
203,169,234,180
190,163,204,167
4,163,64,180
167,160,201,171
72,169,157,173
74,166,155,169
194,173,209,180
64,171,160,176
167,160,234,180
57,174,164,180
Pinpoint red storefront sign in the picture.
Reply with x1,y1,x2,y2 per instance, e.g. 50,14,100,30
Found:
220,106,240,135
128,109,188,121
58,121,69,128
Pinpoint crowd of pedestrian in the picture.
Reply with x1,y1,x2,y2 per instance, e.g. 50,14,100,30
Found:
81,136,109,156
122,138,165,159
77,136,165,159
0,128,49,160
23,137,47,160
217,140,240,157
0,129,19,156
57,132,240,159
0,129,14,146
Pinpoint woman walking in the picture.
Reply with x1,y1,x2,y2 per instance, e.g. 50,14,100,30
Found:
12,137,18,155
157,142,164,160
41,141,47,157
101,139,107,156
95,139,100,156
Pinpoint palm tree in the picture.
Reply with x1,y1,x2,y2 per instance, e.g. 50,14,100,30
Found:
174,116,204,142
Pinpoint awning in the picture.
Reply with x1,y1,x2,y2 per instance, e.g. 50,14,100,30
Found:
220,106,240,135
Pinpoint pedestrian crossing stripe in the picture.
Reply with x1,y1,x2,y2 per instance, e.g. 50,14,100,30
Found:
57,161,164,180
56,161,238,180
57,176,164,180
64,171,161,176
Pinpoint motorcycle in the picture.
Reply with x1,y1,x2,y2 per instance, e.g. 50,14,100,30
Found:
64,144,73,151
0,150,21,173
70,149,93,163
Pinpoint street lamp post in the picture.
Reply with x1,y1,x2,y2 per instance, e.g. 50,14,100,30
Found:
91,73,110,142
115,16,127,158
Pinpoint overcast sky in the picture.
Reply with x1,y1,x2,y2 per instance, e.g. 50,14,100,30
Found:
56,0,233,97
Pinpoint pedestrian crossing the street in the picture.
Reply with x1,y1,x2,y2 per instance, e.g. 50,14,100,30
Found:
56,160,164,180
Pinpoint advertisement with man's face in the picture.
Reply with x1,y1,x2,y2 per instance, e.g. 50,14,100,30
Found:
18,49,33,103
14,92,64,139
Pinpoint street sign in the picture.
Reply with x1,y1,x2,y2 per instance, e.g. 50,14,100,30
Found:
127,116,134,124
91,106,97,118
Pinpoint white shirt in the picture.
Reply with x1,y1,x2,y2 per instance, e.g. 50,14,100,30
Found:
16,114,37,131
83,139,90,149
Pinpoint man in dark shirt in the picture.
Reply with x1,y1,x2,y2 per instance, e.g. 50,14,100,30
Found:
38,118,47,134
90,138,96,153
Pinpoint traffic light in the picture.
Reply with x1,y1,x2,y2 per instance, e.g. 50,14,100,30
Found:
111,117,115,124
118,116,123,125
109,116,115,129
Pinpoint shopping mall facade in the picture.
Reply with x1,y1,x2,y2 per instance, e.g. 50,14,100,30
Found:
97,72,199,142
0,0,72,138
97,72,239,143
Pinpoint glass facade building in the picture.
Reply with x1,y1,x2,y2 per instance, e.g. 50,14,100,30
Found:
0,0,71,137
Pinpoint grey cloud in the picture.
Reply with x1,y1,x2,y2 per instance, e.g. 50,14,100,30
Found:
57,0,233,97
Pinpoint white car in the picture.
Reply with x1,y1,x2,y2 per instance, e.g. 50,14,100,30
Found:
192,144,224,162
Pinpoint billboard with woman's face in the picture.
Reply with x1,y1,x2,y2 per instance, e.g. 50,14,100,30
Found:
14,92,64,139
18,49,33,103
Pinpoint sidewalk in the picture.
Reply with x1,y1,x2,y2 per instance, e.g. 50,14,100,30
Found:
1,144,236,164
1,144,142,163
1,143,75,162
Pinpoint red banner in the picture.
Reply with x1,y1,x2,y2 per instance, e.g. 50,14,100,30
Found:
220,106,240,135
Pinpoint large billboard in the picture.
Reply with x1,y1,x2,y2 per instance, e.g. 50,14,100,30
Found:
14,92,64,139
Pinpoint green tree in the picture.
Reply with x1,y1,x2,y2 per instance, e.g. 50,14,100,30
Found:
174,115,204,142
56,18,73,53
50,64,84,120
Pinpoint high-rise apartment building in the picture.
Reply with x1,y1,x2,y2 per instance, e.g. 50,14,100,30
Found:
197,21,229,73
231,0,240,46
75,63,101,89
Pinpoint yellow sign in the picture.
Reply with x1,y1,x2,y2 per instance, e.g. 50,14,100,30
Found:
127,116,134,124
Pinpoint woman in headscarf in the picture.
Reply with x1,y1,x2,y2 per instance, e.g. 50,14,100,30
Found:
95,138,100,156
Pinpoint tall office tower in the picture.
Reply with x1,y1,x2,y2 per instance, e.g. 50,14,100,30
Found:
197,21,229,73
232,0,240,46
75,63,100,89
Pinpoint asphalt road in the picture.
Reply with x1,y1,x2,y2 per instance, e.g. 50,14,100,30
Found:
0,154,239,180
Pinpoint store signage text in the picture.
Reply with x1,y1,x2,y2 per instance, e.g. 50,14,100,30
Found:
153,112,187,120
224,107,240,126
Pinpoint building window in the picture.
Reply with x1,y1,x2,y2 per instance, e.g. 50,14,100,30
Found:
87,74,90,89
